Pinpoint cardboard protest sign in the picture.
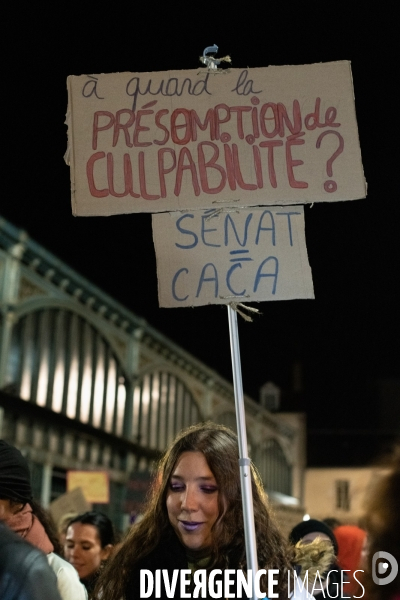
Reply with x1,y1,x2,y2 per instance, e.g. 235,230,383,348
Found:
49,487,91,526
66,61,366,216
67,470,110,503
152,206,314,307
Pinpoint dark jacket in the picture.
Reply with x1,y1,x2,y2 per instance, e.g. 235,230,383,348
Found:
0,522,62,600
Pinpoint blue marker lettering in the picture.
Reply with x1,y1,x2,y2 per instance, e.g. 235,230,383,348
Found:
255,211,276,246
196,263,218,298
253,257,278,294
276,212,301,246
175,214,198,249
172,268,189,301
201,215,221,247
226,263,246,296
224,213,253,247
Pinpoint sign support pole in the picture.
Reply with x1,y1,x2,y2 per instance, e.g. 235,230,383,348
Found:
227,304,260,600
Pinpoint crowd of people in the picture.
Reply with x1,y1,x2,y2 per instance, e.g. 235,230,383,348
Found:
1,425,399,599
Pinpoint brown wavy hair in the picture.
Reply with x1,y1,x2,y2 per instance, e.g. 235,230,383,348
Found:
96,422,292,600
363,448,400,600
30,499,63,556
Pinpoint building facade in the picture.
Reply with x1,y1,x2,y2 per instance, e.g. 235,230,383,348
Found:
304,466,390,524
0,217,305,533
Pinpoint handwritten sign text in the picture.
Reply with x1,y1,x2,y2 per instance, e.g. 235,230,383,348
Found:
152,207,314,307
66,62,366,215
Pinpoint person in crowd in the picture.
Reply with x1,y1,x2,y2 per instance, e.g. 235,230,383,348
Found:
289,518,353,599
95,422,317,600
363,450,400,600
64,511,115,598
0,440,87,600
334,524,366,597
0,517,62,600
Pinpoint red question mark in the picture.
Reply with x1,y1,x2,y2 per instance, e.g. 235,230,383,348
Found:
316,130,344,192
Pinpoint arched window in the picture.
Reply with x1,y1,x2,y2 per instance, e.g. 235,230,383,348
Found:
6,309,128,437
256,439,292,496
131,371,200,451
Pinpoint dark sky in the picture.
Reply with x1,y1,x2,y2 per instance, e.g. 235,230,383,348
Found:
3,6,399,436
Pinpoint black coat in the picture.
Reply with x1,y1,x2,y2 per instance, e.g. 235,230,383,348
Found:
0,522,62,600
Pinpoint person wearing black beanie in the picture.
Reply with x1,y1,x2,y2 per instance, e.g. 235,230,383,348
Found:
289,518,339,555
0,440,33,504
289,518,354,599
0,440,88,600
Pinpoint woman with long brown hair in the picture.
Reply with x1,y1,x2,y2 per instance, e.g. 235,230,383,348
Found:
96,422,295,600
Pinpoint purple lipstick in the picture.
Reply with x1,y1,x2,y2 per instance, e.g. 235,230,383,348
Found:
179,521,203,531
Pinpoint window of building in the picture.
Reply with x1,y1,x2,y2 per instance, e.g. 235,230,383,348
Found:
257,439,292,496
336,479,350,510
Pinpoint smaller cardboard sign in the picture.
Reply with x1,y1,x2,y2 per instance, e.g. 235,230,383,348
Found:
49,487,91,526
67,470,110,504
152,206,314,308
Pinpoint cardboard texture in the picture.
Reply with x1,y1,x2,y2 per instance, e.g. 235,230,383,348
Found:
66,62,366,216
152,206,314,308
48,487,91,526
67,470,110,503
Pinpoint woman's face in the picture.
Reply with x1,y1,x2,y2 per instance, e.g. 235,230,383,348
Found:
166,451,220,551
64,523,111,579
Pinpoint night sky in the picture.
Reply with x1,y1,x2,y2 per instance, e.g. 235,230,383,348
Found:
3,6,399,457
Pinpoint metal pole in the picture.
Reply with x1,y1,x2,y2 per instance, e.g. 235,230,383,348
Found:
227,305,259,600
